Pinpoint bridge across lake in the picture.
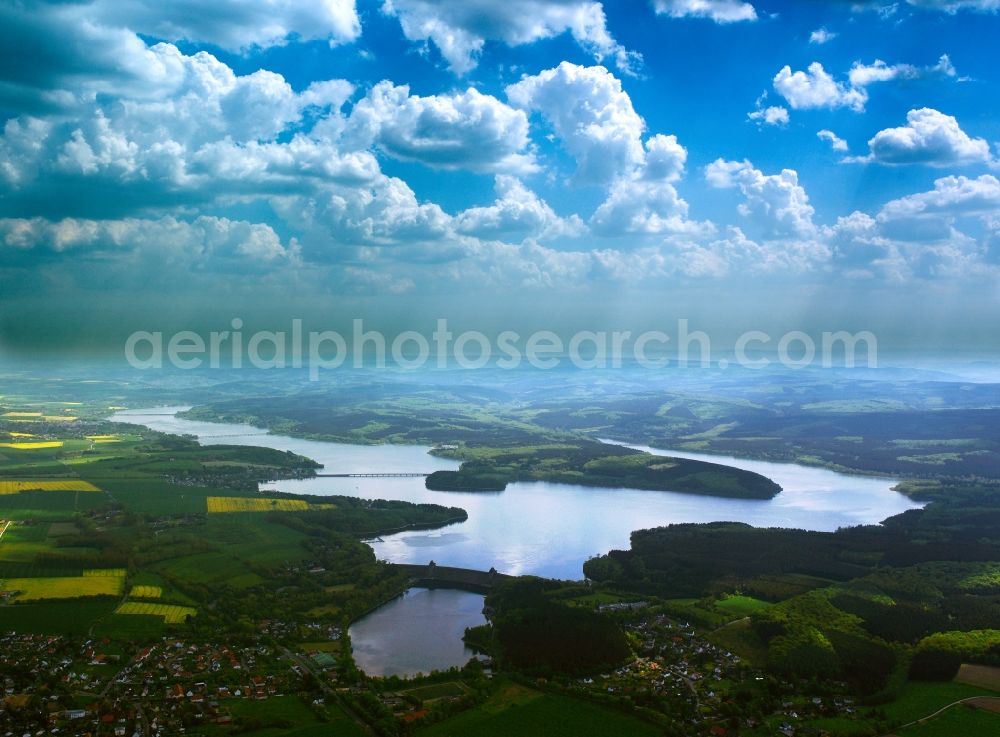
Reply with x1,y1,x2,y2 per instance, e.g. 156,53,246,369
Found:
316,472,429,478
393,562,511,593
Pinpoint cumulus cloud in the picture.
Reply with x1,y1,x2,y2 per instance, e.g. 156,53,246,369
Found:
590,135,711,237
0,46,376,216
455,176,584,240
809,27,837,44
506,66,704,238
878,174,1000,223
851,108,992,166
822,174,1000,279
382,0,639,75
705,159,818,239
507,62,645,185
83,0,360,51
284,174,454,253
0,1,359,110
773,63,867,112
817,129,849,152
3,0,996,298
0,215,298,275
748,105,790,127
346,82,535,173
652,0,757,23
772,55,957,115
590,173,693,236
847,54,955,87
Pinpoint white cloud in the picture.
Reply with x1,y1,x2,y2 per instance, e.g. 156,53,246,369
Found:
507,62,646,185
381,0,639,75
0,46,372,209
705,159,817,238
822,212,907,280
847,54,955,87
905,0,1000,12
822,174,1000,279
878,174,1000,223
748,105,790,127
293,174,454,250
0,215,297,267
506,66,703,237
852,108,992,166
347,82,535,173
772,55,958,117
0,1,360,111
773,63,867,112
84,0,361,51
455,176,584,240
817,129,849,152
590,135,710,237
652,0,757,23
809,27,837,44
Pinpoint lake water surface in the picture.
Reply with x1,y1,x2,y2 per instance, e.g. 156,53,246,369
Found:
112,406,923,675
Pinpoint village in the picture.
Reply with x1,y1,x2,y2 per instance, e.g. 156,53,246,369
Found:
557,611,864,737
0,631,309,736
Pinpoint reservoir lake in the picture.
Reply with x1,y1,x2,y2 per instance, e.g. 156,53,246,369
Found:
113,407,922,676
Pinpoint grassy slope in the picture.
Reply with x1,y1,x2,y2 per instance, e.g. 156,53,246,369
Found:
419,683,661,737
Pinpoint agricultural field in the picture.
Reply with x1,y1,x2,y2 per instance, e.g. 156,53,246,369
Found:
883,681,1000,725
898,703,1000,736
0,441,65,449
0,489,108,517
713,594,773,617
129,584,163,599
115,601,197,624
1,572,124,600
207,496,311,513
401,681,468,702
418,683,663,737
188,695,367,737
956,664,1000,691
0,599,117,635
154,551,264,589
0,479,100,494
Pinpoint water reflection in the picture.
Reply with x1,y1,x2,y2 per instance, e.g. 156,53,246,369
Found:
347,588,485,677
113,408,922,581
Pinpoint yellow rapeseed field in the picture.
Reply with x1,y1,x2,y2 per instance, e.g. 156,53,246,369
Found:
0,480,100,494
1,574,123,601
129,585,163,599
115,602,197,623
83,568,127,577
2,412,42,417
207,496,310,513
0,442,65,450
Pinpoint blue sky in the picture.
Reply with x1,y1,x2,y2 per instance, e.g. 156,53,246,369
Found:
1,0,999,353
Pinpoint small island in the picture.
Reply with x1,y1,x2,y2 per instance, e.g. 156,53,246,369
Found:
426,442,781,499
